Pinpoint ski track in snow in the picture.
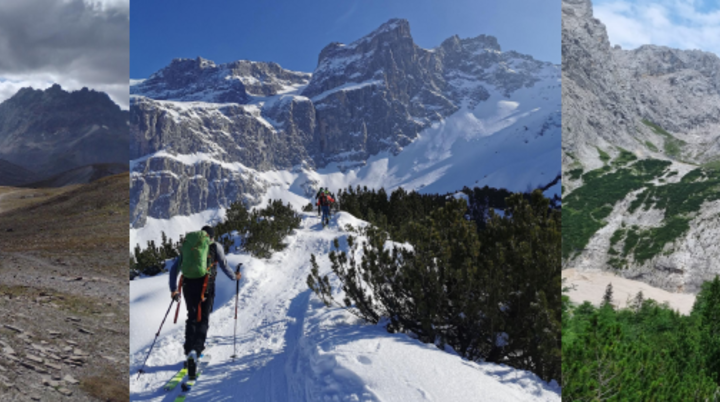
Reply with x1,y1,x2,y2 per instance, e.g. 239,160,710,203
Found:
130,212,560,402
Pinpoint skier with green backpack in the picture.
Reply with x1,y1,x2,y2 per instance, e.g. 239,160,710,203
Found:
168,226,241,379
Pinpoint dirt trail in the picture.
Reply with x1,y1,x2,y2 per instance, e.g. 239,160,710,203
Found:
0,189,19,214
563,268,697,315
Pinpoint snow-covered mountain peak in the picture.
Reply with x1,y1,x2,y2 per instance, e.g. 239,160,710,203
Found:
314,18,411,62
130,19,560,227
132,57,250,104
303,18,420,100
347,18,412,48
132,57,310,103
440,34,502,55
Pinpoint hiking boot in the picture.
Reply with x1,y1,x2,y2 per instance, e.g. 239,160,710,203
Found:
187,350,198,380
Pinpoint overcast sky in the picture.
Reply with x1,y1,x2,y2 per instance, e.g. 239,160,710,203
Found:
0,0,129,109
595,0,720,55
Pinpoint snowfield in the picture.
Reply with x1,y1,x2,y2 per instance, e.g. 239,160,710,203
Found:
130,212,561,401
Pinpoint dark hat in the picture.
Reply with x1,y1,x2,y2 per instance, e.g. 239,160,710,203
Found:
201,225,215,239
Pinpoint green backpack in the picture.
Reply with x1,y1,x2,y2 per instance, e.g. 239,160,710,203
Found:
180,231,211,279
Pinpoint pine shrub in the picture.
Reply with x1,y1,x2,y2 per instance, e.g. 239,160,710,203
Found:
308,190,561,383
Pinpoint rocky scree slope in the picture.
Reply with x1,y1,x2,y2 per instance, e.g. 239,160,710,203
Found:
562,0,720,292
0,174,130,401
0,85,129,186
130,18,559,228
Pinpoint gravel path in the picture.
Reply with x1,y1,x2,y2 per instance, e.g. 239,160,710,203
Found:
563,268,697,314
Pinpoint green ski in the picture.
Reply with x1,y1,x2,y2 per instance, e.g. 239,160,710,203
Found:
162,366,187,391
163,350,208,391
174,355,211,402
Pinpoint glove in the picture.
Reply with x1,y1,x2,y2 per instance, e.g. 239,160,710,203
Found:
171,291,180,301
235,262,243,281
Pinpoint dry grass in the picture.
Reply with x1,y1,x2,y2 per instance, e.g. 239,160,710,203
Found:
0,174,129,270
0,185,80,213
80,367,130,402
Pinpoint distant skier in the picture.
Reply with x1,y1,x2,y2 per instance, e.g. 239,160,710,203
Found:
169,226,241,379
316,190,335,226
315,187,325,216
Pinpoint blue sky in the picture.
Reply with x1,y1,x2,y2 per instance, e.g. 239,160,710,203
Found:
130,0,559,79
595,0,720,54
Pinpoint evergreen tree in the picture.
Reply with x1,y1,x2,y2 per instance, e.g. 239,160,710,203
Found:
630,290,644,312
602,283,614,308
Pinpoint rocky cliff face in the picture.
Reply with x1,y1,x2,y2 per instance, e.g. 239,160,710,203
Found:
131,18,558,227
562,0,720,292
563,0,720,173
0,84,129,185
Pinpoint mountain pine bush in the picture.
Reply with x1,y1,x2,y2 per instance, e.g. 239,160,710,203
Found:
132,199,301,276
308,189,561,383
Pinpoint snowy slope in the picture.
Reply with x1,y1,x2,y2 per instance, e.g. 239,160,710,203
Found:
130,67,560,247
129,212,561,401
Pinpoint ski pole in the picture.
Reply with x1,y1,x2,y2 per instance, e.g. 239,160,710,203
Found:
231,263,242,359
137,297,176,379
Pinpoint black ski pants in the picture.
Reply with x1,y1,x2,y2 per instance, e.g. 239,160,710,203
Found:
182,276,215,356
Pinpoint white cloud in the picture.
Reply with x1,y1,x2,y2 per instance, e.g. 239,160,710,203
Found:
595,0,720,55
0,78,53,105
0,0,128,108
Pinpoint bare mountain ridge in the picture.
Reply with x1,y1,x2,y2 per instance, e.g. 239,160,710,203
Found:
0,84,129,186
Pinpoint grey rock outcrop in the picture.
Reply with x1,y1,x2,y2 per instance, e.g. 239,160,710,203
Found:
131,18,558,227
562,0,720,291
